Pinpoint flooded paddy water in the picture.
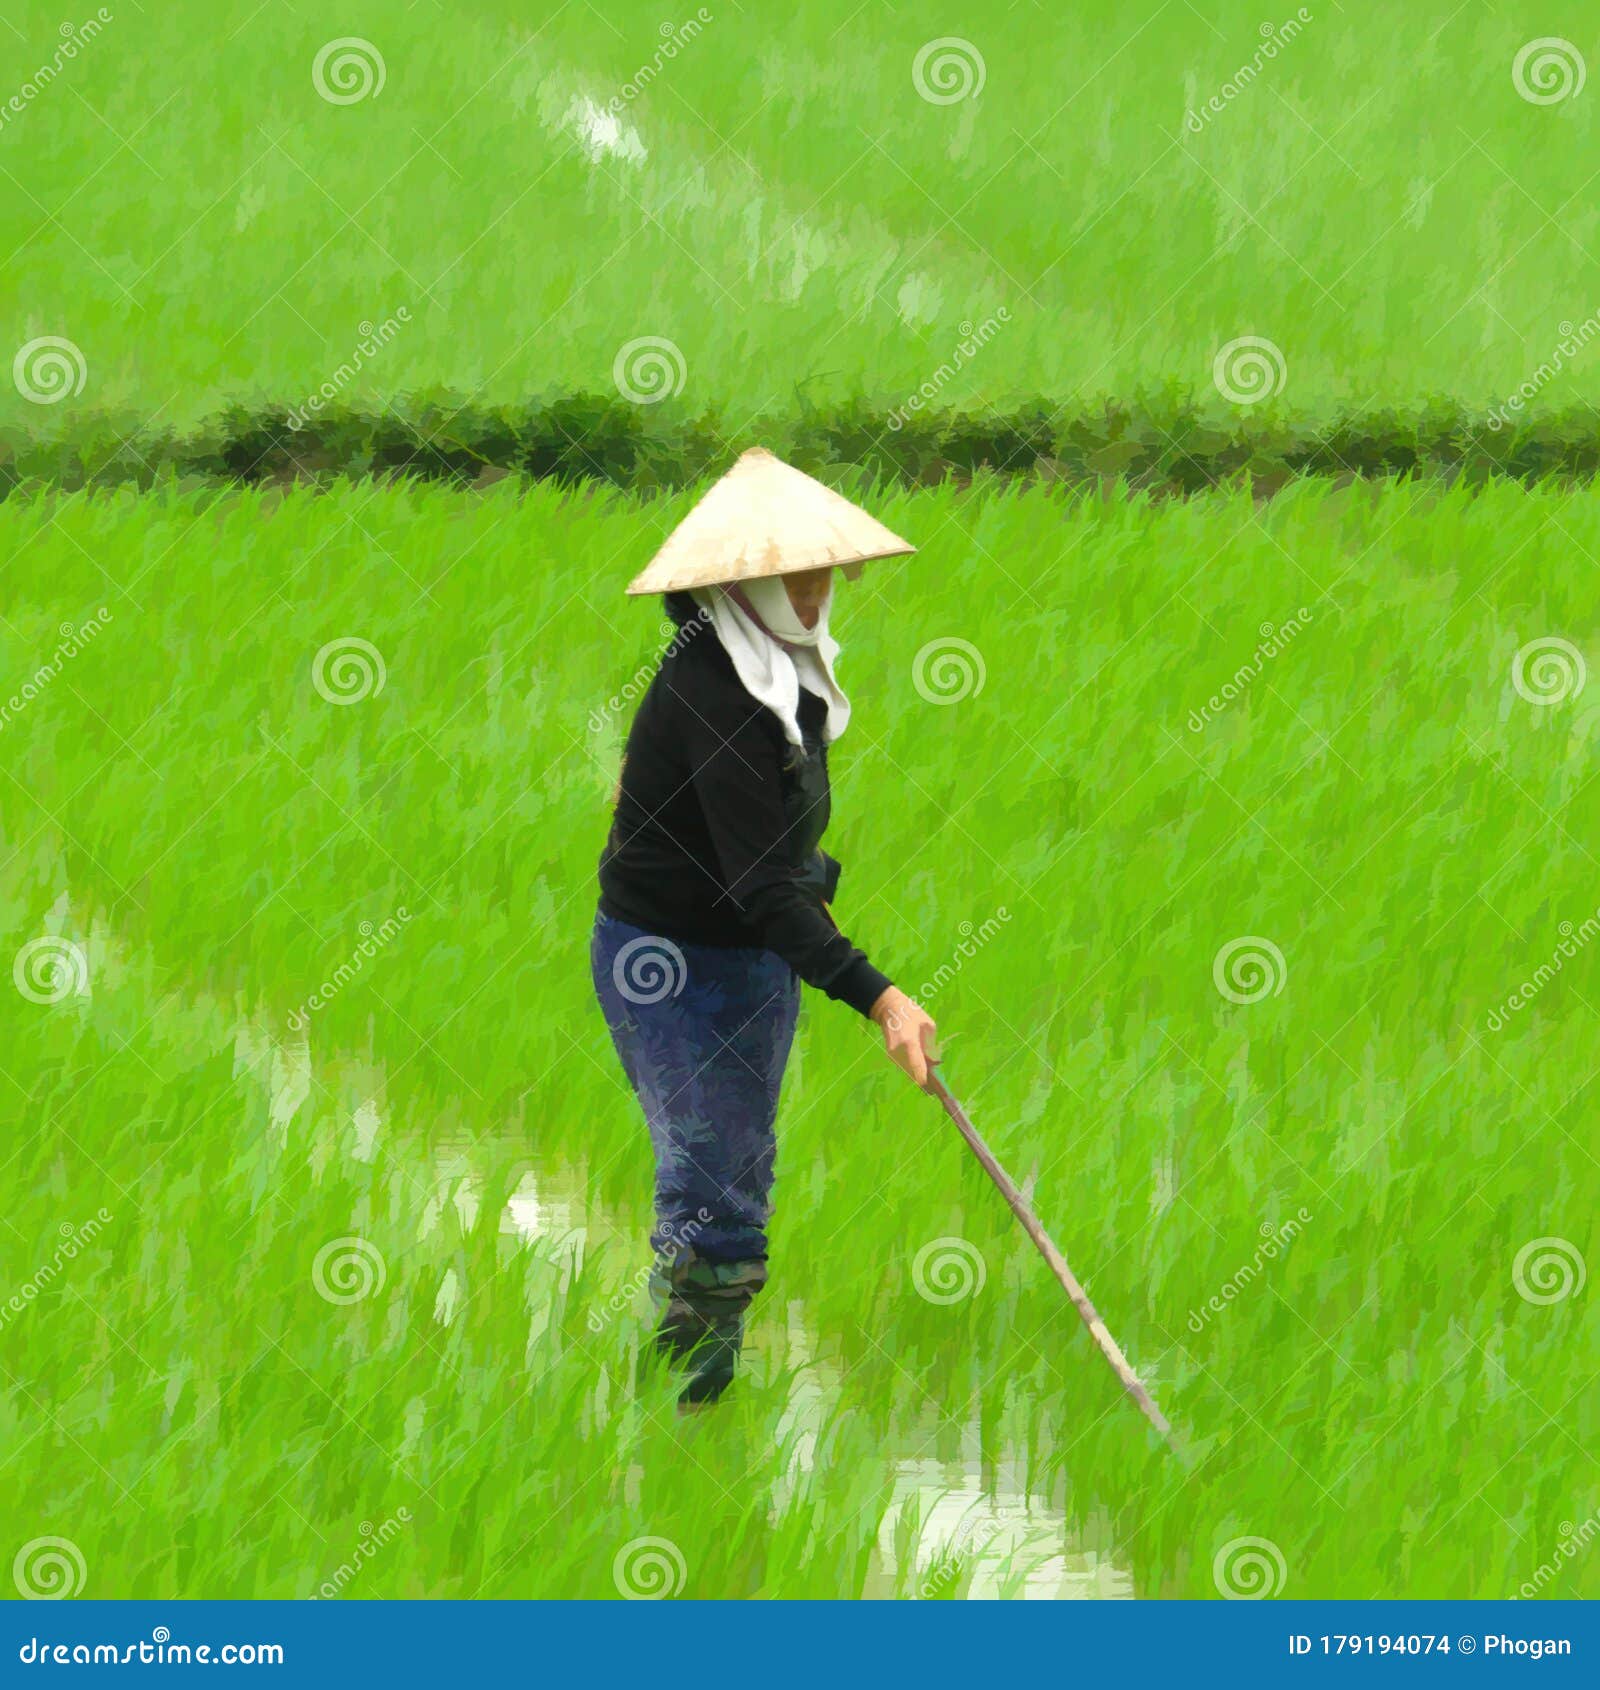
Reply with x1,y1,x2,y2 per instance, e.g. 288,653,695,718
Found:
223,1018,1134,1598
15,890,1143,1598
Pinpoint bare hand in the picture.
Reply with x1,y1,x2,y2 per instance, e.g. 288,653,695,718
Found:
869,986,939,1091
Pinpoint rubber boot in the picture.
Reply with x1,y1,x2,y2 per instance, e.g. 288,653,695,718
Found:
647,1250,767,1409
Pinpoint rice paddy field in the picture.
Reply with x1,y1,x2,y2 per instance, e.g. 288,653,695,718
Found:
2,0,1599,1606
4,0,1600,429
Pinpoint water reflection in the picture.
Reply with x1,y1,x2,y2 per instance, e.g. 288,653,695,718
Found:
228,1016,1132,1599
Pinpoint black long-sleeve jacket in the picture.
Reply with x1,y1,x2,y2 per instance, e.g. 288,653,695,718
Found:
597,596,892,1018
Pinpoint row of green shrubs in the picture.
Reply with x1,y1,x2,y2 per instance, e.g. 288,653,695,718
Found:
6,392,1600,497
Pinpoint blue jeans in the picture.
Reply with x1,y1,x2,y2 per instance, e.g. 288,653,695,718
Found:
590,908,800,1264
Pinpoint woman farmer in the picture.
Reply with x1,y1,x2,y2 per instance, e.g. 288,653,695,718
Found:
592,448,939,1408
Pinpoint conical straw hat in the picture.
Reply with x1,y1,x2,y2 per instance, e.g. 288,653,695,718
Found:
625,448,915,595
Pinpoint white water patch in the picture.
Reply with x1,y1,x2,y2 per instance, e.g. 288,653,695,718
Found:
565,95,647,166
429,1157,590,1260
351,1097,382,1162
232,1022,312,1142
895,271,944,330
503,1169,587,1250
434,1265,460,1327
767,1304,840,1515
523,61,1009,333
871,1464,1133,1599
759,1309,1132,1599
422,1163,595,1329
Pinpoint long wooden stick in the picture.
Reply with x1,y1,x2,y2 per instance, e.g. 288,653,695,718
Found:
928,1073,1179,1451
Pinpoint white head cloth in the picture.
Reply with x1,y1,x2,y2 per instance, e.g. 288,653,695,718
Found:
689,575,850,748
